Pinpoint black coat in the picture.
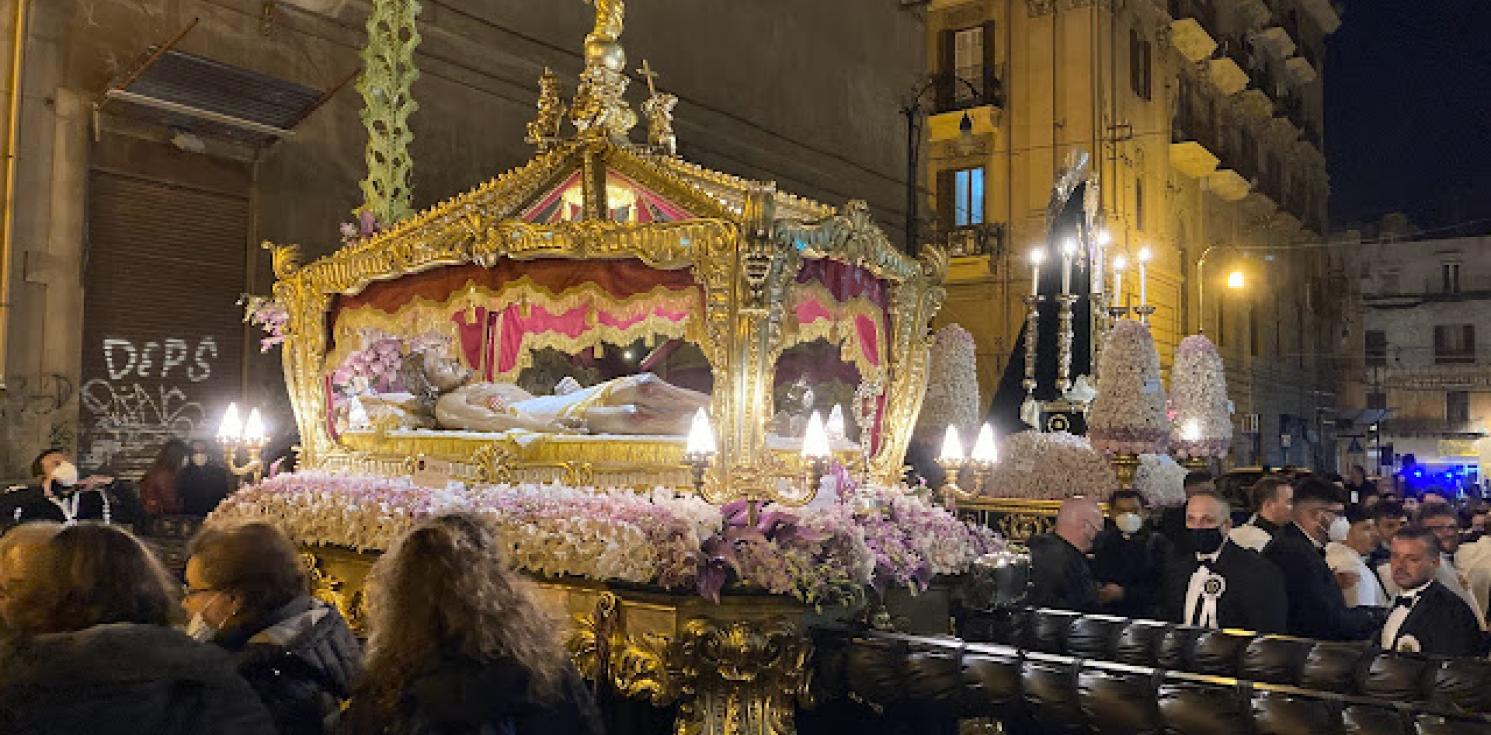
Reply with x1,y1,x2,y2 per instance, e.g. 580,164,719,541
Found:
0,485,112,526
339,652,603,735
219,596,363,735
1263,523,1378,641
1161,541,1289,634
1091,527,1170,618
1386,579,1485,657
1027,533,1099,613
0,622,275,734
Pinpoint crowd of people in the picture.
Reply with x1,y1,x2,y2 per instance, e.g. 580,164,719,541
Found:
0,514,603,734
1029,469,1491,657
0,442,234,529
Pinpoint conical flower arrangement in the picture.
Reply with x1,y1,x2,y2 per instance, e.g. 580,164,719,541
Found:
1088,319,1171,455
915,324,981,442
1168,334,1233,459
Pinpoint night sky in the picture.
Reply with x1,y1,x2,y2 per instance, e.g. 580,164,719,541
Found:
1326,2,1491,233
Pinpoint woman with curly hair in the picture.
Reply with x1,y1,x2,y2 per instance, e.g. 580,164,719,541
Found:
339,513,603,735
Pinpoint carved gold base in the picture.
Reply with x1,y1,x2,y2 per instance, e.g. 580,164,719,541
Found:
1180,455,1211,472
301,545,812,735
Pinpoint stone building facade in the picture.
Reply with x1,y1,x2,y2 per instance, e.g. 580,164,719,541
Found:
0,0,923,478
918,0,1342,467
1337,234,1491,487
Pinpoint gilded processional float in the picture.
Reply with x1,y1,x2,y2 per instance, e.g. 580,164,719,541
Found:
218,3,1008,734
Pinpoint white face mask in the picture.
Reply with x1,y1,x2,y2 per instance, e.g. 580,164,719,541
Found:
191,453,208,467
1328,515,1351,543
185,592,225,642
51,461,78,488
1115,512,1144,535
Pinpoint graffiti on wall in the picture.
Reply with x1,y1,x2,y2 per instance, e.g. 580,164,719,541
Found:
80,337,219,471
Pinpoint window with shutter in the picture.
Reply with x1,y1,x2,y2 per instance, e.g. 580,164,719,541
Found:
1447,391,1470,425
1434,324,1476,364
1365,330,1386,367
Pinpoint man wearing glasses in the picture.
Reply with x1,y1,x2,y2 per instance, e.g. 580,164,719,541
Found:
1263,477,1380,640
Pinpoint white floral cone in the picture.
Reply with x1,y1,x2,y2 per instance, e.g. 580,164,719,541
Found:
979,431,1117,500
915,324,981,442
1088,319,1170,456
1168,334,1233,459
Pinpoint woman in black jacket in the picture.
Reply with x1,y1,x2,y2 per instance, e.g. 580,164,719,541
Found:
338,513,603,735
0,522,274,734
185,522,363,734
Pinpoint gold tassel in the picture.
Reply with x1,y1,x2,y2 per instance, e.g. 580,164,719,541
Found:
594,342,605,359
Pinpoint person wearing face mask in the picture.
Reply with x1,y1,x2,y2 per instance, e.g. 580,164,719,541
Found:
179,439,233,517
1027,496,1104,613
1090,490,1171,618
1262,477,1380,640
0,448,118,527
184,522,361,734
1160,491,1287,633
1325,505,1389,607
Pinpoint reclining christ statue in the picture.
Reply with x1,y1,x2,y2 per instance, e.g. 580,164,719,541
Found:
402,352,710,435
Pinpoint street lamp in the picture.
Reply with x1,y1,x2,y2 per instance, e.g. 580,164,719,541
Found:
902,73,984,254
1227,270,1246,290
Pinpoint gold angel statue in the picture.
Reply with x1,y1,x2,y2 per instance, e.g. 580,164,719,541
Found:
526,68,566,149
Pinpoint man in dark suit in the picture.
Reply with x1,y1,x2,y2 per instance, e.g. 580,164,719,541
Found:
1161,491,1288,633
0,448,118,527
1263,477,1379,640
1028,496,1103,612
1379,526,1484,656
1092,490,1171,618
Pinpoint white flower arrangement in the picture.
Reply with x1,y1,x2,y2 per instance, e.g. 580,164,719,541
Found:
978,431,1117,501
1088,319,1171,456
1134,453,1188,508
915,324,981,442
1168,334,1233,459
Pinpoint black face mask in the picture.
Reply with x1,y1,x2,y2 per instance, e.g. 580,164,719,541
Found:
1188,527,1225,555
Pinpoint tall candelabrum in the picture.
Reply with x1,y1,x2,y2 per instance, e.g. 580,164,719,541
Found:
1055,293,1078,393
217,403,269,485
1021,293,1042,401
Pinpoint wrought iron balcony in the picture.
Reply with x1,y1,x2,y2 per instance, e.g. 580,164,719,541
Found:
936,223,1005,258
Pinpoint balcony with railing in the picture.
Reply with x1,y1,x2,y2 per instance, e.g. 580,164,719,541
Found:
1287,43,1320,84
936,222,1005,259
1167,0,1219,63
1170,95,1222,179
1206,40,1251,95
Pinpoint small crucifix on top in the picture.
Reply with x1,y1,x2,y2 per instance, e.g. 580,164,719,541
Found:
637,59,661,97
636,59,678,155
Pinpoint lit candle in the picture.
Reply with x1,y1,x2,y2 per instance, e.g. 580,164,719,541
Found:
1138,246,1153,307
218,403,243,442
1060,238,1077,295
686,408,716,456
939,425,965,463
971,423,998,464
801,411,831,460
1029,249,1045,297
243,408,267,443
1092,229,1110,295
1112,255,1128,306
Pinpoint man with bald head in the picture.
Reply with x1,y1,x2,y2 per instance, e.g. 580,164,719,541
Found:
1160,491,1288,633
1027,496,1104,612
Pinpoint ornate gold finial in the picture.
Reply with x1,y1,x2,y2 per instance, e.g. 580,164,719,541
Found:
526,68,567,150
261,241,302,279
637,60,677,156
572,0,636,142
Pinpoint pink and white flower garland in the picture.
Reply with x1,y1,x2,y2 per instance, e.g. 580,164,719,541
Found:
1168,334,1233,459
1134,453,1188,508
210,470,1001,607
1088,319,1171,455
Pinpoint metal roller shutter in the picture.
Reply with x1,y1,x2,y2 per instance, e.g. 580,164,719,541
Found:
79,168,248,476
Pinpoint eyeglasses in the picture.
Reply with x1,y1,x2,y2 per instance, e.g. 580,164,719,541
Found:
181,584,218,598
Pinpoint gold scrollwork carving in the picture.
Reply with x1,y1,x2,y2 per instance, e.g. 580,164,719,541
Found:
301,552,368,634
673,617,810,735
